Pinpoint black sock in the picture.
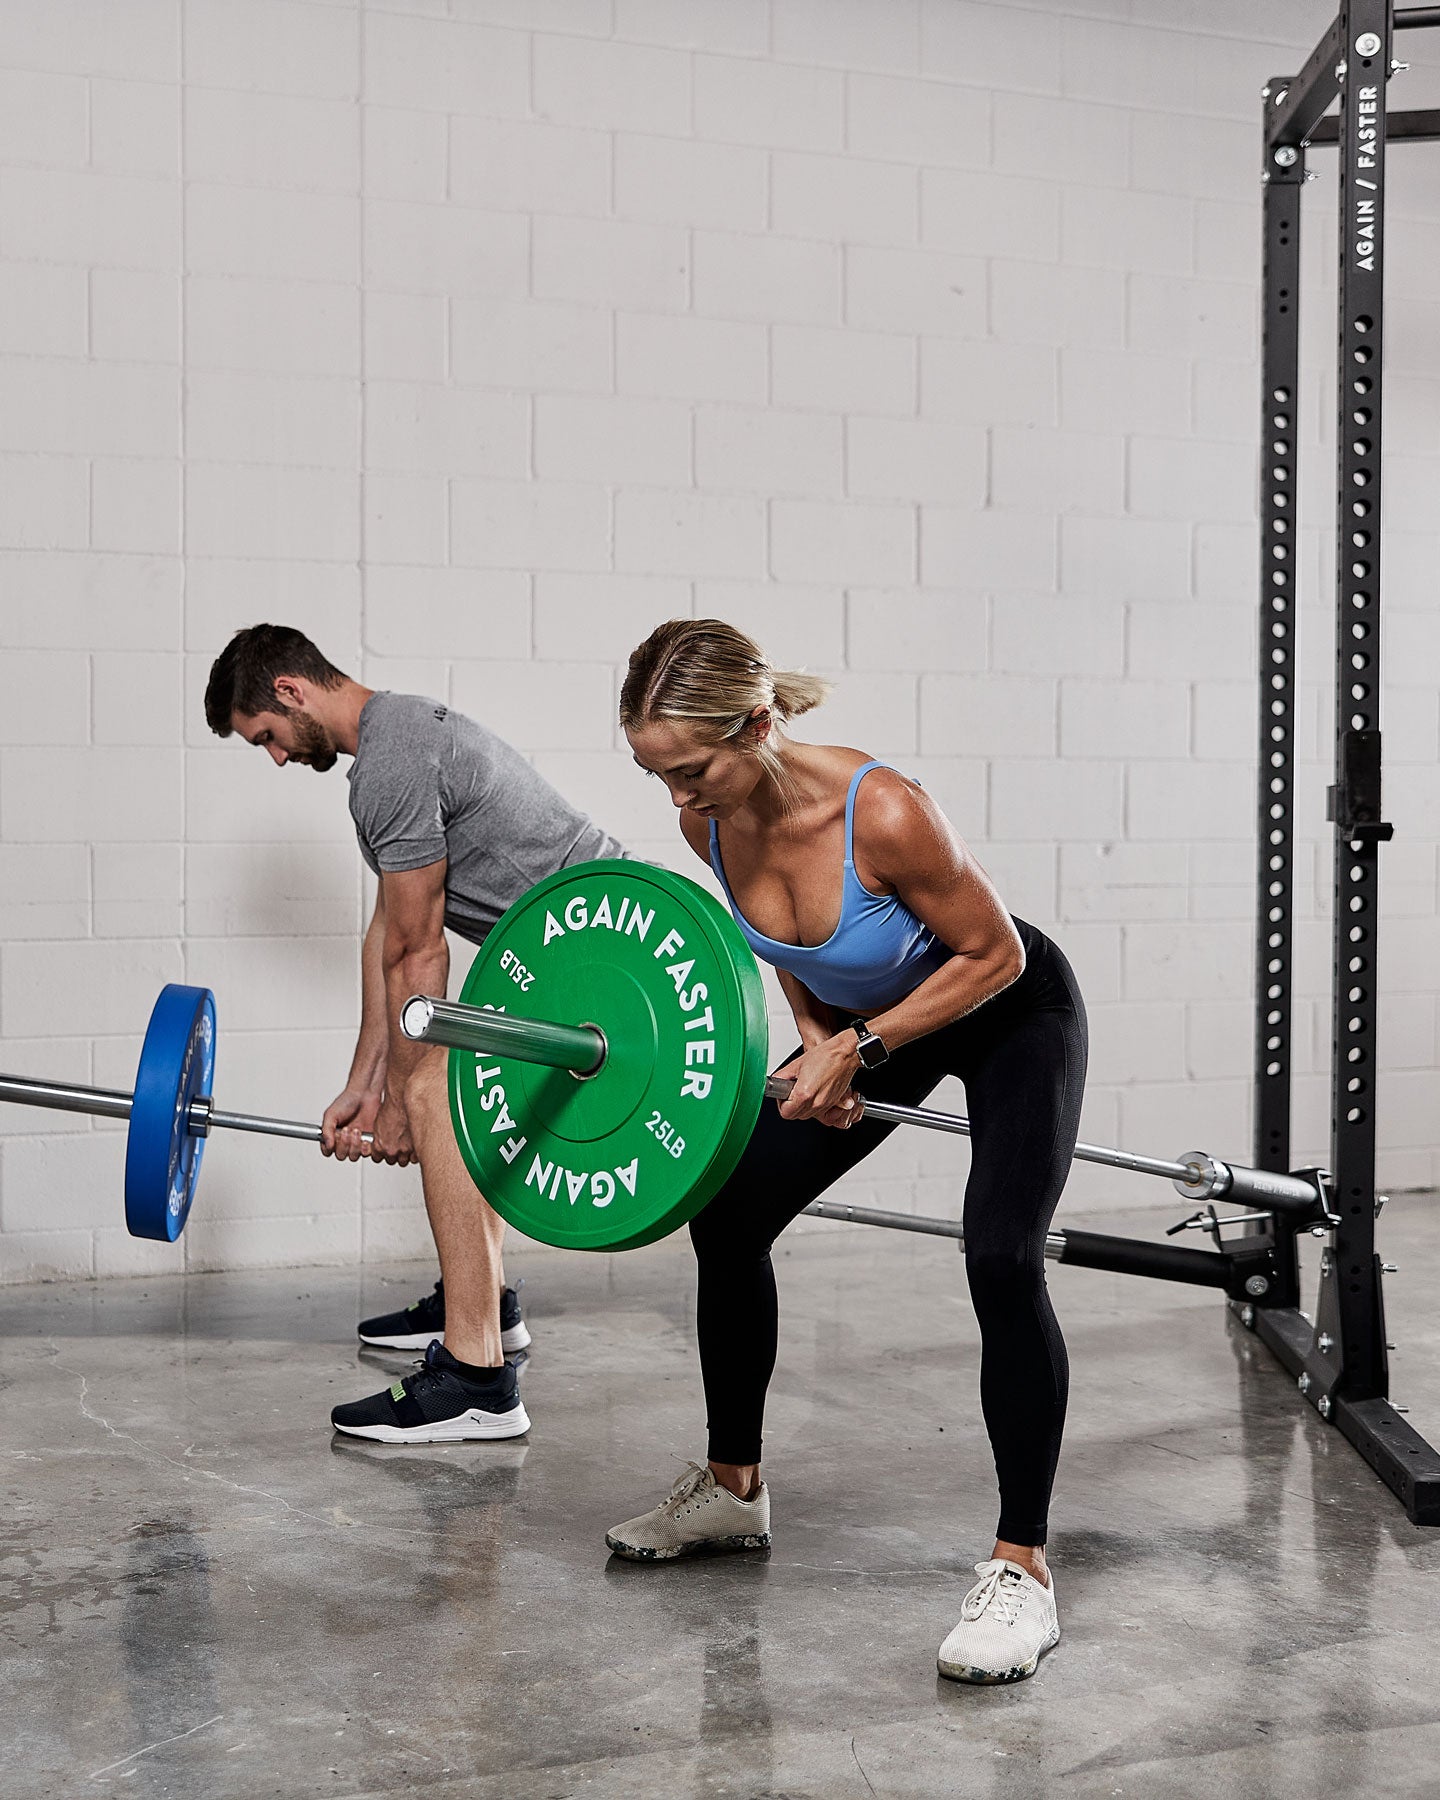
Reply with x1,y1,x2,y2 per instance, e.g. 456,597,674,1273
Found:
446,1353,507,1385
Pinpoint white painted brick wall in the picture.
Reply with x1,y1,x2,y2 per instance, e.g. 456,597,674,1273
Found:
0,0,1436,1286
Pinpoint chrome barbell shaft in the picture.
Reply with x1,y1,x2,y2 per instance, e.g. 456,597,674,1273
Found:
764,1076,1199,1183
802,1196,1069,1259
763,1076,1323,1211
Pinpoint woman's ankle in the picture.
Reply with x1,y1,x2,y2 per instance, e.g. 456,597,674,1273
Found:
993,1539,1048,1584
709,1460,760,1501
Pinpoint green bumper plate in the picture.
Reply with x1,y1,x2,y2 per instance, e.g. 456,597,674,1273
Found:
448,860,769,1251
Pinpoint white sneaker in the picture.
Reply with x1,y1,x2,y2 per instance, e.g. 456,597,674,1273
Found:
605,1461,771,1561
937,1559,1060,1684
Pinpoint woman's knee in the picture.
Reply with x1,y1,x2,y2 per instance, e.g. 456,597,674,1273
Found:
964,1236,1045,1299
689,1199,772,1270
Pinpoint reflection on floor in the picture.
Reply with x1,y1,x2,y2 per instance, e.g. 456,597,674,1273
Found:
4,1195,1440,1799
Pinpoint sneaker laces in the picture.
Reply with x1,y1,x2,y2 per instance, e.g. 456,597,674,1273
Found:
406,1339,493,1396
661,1460,713,1512
397,1340,450,1398
960,1560,1028,1626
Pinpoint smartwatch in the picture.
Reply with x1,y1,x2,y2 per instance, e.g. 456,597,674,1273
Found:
852,1023,890,1070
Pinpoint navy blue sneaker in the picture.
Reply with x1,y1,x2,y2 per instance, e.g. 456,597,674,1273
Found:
331,1341,531,1444
358,1278,531,1355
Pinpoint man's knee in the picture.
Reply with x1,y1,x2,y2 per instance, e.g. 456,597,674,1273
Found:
400,1050,449,1147
406,1047,447,1099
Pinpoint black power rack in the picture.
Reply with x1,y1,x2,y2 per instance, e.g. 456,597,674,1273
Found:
1242,0,1440,1524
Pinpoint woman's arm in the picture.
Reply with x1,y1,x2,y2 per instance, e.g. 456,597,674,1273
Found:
860,776,1024,1051
776,774,1024,1124
776,968,842,1051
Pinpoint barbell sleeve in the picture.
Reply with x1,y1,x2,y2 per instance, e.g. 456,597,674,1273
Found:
0,1072,134,1123
400,994,607,1075
0,1070,371,1147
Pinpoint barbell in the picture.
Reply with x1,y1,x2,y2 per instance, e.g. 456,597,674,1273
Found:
0,983,369,1241
399,861,1326,1249
0,860,1324,1252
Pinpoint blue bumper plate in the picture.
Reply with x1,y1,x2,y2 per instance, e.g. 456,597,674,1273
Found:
124,984,216,1242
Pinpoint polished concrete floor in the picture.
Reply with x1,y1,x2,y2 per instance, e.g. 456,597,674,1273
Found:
4,1197,1440,1800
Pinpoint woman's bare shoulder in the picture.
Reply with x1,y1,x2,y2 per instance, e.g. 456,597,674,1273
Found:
851,762,966,868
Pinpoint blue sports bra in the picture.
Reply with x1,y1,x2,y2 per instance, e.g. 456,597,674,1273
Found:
708,760,953,1016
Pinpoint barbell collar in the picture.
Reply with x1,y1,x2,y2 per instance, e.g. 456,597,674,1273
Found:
401,993,607,1076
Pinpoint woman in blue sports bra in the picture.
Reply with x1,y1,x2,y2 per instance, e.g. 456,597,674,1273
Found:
609,619,1088,1688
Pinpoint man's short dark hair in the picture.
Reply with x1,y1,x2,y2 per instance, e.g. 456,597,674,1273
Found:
205,625,348,737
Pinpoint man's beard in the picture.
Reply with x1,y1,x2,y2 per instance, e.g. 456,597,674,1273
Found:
287,708,338,772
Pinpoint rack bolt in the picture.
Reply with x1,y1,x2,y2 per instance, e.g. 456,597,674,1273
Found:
1240,1304,1256,1329
1244,1274,1271,1297
1375,1194,1389,1217
1393,59,1410,72
1310,1224,1328,1238
1386,1341,1396,1351
1318,1395,1333,1420
1319,1251,1333,1276
1382,1262,1398,1274
1335,59,1347,79
1393,1403,1410,1415
1318,1332,1334,1352
1354,30,1381,56
1274,146,1299,168
1298,1372,1311,1395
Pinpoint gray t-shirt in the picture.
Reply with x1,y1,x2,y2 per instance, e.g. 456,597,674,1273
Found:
348,692,627,944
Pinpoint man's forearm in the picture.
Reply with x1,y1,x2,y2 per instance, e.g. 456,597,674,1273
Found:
381,941,450,1096
347,909,392,1092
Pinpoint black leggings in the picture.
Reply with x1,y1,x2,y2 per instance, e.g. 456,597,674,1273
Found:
688,920,1087,1548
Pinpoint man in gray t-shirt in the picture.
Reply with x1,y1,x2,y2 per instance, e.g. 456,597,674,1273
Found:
348,690,624,943
205,624,627,1446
